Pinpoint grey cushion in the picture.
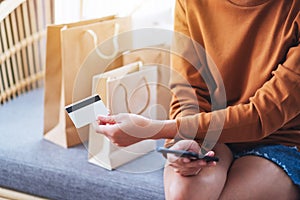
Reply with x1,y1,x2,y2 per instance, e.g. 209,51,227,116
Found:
0,88,165,200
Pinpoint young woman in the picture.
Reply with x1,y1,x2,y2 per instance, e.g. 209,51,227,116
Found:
96,0,300,199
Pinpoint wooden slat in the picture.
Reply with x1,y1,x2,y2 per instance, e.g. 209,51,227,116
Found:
45,0,53,25
36,0,45,87
0,0,53,103
0,187,47,200
36,0,45,30
0,36,7,103
0,20,15,99
10,8,26,92
80,0,84,20
22,1,36,89
16,5,30,91
5,13,21,95
28,0,42,87
0,0,25,22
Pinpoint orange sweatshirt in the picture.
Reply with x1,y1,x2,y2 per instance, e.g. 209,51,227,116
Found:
166,0,300,151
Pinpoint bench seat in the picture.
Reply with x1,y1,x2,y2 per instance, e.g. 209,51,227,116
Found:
0,88,165,200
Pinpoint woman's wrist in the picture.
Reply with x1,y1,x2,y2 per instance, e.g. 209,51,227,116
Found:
151,119,178,140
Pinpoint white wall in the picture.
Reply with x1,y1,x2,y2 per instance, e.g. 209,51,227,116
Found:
55,0,175,30
54,0,81,23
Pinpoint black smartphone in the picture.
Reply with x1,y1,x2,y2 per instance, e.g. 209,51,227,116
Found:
156,147,219,162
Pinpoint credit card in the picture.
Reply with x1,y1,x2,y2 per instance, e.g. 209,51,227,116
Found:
65,94,108,128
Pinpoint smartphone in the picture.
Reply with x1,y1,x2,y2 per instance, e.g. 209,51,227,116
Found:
156,147,219,162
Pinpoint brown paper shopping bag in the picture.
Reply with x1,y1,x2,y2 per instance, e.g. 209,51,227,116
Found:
43,16,131,148
88,63,157,170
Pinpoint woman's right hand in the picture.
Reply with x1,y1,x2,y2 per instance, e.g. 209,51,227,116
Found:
95,113,178,147
167,140,217,177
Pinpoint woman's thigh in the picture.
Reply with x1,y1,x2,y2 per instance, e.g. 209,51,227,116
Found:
219,155,300,200
164,144,233,200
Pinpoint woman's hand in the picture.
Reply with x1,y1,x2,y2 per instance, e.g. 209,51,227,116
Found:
167,140,217,177
94,113,166,146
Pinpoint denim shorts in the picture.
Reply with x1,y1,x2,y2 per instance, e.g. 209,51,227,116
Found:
230,144,300,188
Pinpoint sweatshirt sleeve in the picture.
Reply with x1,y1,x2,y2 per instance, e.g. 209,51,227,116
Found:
166,0,213,148
176,13,300,143
169,0,212,119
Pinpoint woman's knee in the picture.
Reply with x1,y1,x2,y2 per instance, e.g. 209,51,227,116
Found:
164,144,233,200
165,177,194,200
164,160,230,200
165,169,225,200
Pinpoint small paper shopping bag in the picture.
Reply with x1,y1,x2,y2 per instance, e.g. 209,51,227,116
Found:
88,64,157,170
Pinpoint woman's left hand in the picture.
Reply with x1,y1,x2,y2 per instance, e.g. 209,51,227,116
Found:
167,140,217,176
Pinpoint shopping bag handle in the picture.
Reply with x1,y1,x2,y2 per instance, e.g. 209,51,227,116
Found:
85,23,120,59
116,77,150,115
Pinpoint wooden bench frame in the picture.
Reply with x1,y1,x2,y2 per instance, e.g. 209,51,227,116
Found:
0,187,47,200
0,0,53,104
0,1,53,197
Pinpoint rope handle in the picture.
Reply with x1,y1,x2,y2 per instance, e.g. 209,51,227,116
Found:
116,77,150,115
85,23,120,59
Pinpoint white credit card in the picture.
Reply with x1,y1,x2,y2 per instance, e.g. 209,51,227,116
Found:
65,94,108,128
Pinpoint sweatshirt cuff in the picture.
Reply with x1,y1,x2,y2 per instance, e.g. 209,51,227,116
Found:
175,115,200,140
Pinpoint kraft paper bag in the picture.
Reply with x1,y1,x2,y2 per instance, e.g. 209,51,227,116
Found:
43,16,131,148
122,44,171,120
88,63,157,170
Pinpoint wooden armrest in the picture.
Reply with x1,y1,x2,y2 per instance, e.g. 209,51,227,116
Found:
0,187,47,200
